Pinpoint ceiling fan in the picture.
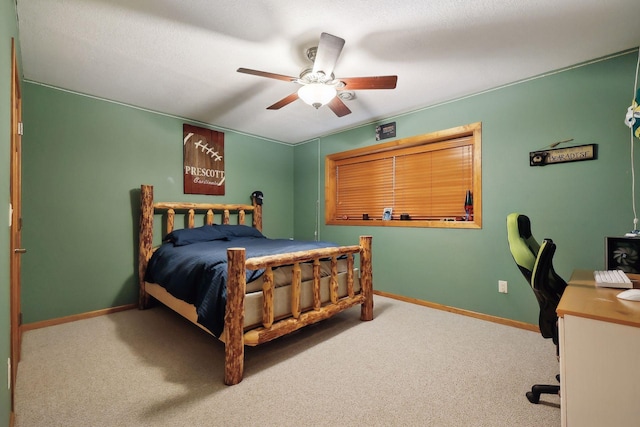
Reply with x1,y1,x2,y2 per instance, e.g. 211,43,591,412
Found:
237,32,397,117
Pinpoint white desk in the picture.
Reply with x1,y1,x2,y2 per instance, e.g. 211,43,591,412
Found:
557,270,640,427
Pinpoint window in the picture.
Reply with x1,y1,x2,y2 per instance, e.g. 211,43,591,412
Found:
325,122,481,228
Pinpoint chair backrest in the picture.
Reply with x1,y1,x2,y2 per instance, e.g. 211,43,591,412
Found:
506,213,540,282
506,213,567,345
531,239,567,344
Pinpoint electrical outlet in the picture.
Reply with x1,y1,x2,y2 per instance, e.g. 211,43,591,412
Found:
498,280,508,293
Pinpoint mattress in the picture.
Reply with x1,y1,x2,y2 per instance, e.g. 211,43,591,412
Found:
243,259,360,328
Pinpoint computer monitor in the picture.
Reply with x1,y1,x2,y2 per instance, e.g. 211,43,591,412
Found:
606,237,640,273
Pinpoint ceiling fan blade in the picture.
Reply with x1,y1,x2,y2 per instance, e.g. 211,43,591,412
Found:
267,92,299,110
237,68,298,83
312,33,345,77
338,76,398,90
327,97,351,117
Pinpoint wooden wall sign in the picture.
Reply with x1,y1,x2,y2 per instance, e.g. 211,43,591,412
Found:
529,144,597,167
183,124,225,195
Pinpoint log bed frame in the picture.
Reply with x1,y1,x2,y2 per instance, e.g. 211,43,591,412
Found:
137,184,373,385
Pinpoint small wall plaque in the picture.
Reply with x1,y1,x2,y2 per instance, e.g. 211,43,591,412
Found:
376,122,396,140
530,144,597,167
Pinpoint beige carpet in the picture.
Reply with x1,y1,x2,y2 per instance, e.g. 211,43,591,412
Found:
15,296,560,426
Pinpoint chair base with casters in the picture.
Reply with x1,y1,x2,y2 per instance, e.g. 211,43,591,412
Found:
526,380,560,404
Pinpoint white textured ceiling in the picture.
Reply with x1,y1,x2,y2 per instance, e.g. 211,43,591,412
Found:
16,0,640,144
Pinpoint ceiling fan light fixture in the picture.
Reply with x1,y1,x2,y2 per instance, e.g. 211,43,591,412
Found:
298,83,337,109
237,32,397,117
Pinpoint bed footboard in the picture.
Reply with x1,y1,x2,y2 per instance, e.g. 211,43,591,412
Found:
224,236,373,385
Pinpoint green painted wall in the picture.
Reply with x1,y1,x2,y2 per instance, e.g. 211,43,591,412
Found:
1,0,19,423
294,51,640,326
20,84,294,324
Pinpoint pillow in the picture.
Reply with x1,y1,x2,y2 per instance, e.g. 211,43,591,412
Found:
213,224,265,239
164,225,227,246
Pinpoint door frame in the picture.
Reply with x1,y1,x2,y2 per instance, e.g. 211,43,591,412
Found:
9,36,23,414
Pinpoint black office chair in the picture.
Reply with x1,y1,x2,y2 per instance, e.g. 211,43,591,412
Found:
506,213,567,404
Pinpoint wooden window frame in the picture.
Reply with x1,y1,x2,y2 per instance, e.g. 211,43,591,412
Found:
325,122,482,229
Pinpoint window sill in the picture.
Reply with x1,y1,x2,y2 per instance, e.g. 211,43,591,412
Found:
326,219,482,229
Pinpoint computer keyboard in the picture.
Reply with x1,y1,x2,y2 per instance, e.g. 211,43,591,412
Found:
594,270,633,289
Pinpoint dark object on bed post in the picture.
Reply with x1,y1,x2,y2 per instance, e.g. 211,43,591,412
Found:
251,191,262,232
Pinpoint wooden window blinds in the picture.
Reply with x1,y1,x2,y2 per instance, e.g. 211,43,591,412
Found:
326,122,481,229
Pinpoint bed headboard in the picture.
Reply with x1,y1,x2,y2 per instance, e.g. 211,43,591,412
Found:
138,184,262,307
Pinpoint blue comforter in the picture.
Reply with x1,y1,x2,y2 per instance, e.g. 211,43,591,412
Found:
144,224,339,337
